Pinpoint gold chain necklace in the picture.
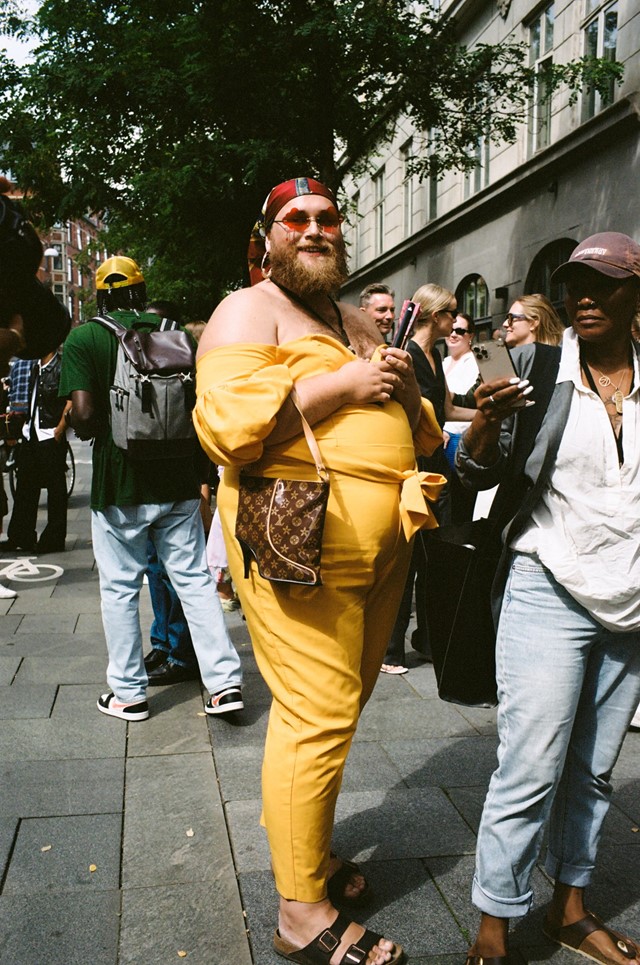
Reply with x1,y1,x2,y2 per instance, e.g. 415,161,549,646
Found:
586,363,631,415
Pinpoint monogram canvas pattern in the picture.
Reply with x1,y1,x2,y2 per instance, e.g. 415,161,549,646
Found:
235,474,329,585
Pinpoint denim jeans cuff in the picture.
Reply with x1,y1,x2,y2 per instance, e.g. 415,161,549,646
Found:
472,874,532,918
544,850,594,888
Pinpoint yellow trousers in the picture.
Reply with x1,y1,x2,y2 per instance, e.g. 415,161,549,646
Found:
219,470,413,902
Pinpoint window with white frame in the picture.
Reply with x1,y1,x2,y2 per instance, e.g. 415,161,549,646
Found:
372,167,385,256
464,135,490,200
424,131,438,222
351,191,361,270
582,1,617,120
528,2,555,154
457,274,489,322
401,139,414,237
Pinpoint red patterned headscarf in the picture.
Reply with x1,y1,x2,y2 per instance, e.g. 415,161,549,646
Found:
247,177,339,286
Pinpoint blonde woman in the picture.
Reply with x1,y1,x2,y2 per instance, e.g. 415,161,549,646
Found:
502,293,565,347
383,283,475,669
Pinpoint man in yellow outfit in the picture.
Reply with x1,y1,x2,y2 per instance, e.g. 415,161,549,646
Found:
194,178,445,965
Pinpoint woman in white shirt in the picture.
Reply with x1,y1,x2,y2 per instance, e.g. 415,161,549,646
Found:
458,233,640,965
442,312,479,469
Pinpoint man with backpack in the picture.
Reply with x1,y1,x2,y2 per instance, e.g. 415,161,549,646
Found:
59,256,243,721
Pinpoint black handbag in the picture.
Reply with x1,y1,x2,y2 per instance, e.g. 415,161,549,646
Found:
421,517,501,707
235,394,329,586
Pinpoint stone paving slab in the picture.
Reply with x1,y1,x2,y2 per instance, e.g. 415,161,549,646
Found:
0,614,23,638
0,583,55,601
0,683,57,718
51,683,111,717
206,702,270,748
0,717,126,762
379,736,498,788
332,787,477,862
612,731,640,778
126,684,213,757
0,632,104,657
355,695,482,742
0,891,121,965
0,655,20,684
14,613,79,635
122,753,228,887
611,776,640,822
16,657,105,686
74,612,106,634
445,786,487,834
118,881,252,965
0,758,124,818
2,812,122,894
0,817,17,880
9,596,101,615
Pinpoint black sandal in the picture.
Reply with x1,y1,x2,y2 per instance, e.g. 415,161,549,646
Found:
327,855,372,907
543,912,638,965
274,910,405,964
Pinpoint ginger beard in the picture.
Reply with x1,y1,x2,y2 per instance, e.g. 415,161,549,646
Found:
267,233,349,297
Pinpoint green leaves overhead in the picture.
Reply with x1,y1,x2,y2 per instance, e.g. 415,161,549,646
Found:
0,0,623,317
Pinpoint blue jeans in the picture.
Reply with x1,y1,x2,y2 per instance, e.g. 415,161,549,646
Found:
91,500,242,703
473,553,640,918
147,538,197,668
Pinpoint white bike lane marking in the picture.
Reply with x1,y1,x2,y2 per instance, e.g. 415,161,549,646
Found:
0,557,64,582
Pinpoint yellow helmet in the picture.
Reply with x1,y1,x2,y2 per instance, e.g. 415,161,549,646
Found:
96,256,145,290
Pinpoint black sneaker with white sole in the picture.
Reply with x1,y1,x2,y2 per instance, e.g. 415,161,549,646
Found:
204,687,244,715
97,692,150,721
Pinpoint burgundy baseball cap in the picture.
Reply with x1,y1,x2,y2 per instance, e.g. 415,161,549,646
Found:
552,232,640,283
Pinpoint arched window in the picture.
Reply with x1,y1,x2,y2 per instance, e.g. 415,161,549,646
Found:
456,274,491,338
525,238,577,312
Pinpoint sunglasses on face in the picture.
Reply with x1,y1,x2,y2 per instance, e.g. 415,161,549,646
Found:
450,326,470,336
272,210,344,234
504,313,528,325
438,308,457,319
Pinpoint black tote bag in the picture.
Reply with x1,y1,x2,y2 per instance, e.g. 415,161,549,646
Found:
421,518,501,707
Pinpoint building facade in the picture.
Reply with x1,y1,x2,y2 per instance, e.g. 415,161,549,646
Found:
37,215,107,326
341,0,640,337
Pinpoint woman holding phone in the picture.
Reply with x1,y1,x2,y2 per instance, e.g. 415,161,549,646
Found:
458,233,640,965
383,284,476,671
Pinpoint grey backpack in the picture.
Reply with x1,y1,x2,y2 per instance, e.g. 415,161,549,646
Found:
93,314,196,460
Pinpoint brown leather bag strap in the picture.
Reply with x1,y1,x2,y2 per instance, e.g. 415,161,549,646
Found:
289,388,329,483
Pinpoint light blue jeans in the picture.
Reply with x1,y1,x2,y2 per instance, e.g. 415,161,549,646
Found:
473,553,640,918
91,499,242,703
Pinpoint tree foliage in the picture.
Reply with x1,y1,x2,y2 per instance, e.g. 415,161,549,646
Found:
0,0,623,318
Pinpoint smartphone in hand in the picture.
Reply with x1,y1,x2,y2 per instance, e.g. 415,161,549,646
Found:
472,341,518,383
473,341,529,408
391,300,420,350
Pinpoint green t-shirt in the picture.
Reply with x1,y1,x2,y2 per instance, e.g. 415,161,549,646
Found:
59,310,199,511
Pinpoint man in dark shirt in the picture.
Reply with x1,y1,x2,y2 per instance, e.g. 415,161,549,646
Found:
59,256,243,721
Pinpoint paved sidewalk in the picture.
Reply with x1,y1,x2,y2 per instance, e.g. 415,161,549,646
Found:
0,440,638,965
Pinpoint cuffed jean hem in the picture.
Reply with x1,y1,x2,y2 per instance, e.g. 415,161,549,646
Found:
148,647,194,670
544,850,594,888
472,874,533,919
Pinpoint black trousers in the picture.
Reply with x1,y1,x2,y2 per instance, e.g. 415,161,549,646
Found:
385,447,451,665
8,437,68,550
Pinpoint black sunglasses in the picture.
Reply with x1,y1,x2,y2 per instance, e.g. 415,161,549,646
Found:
450,326,470,336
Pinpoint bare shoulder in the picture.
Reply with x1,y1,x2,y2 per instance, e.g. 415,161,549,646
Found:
197,284,278,357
